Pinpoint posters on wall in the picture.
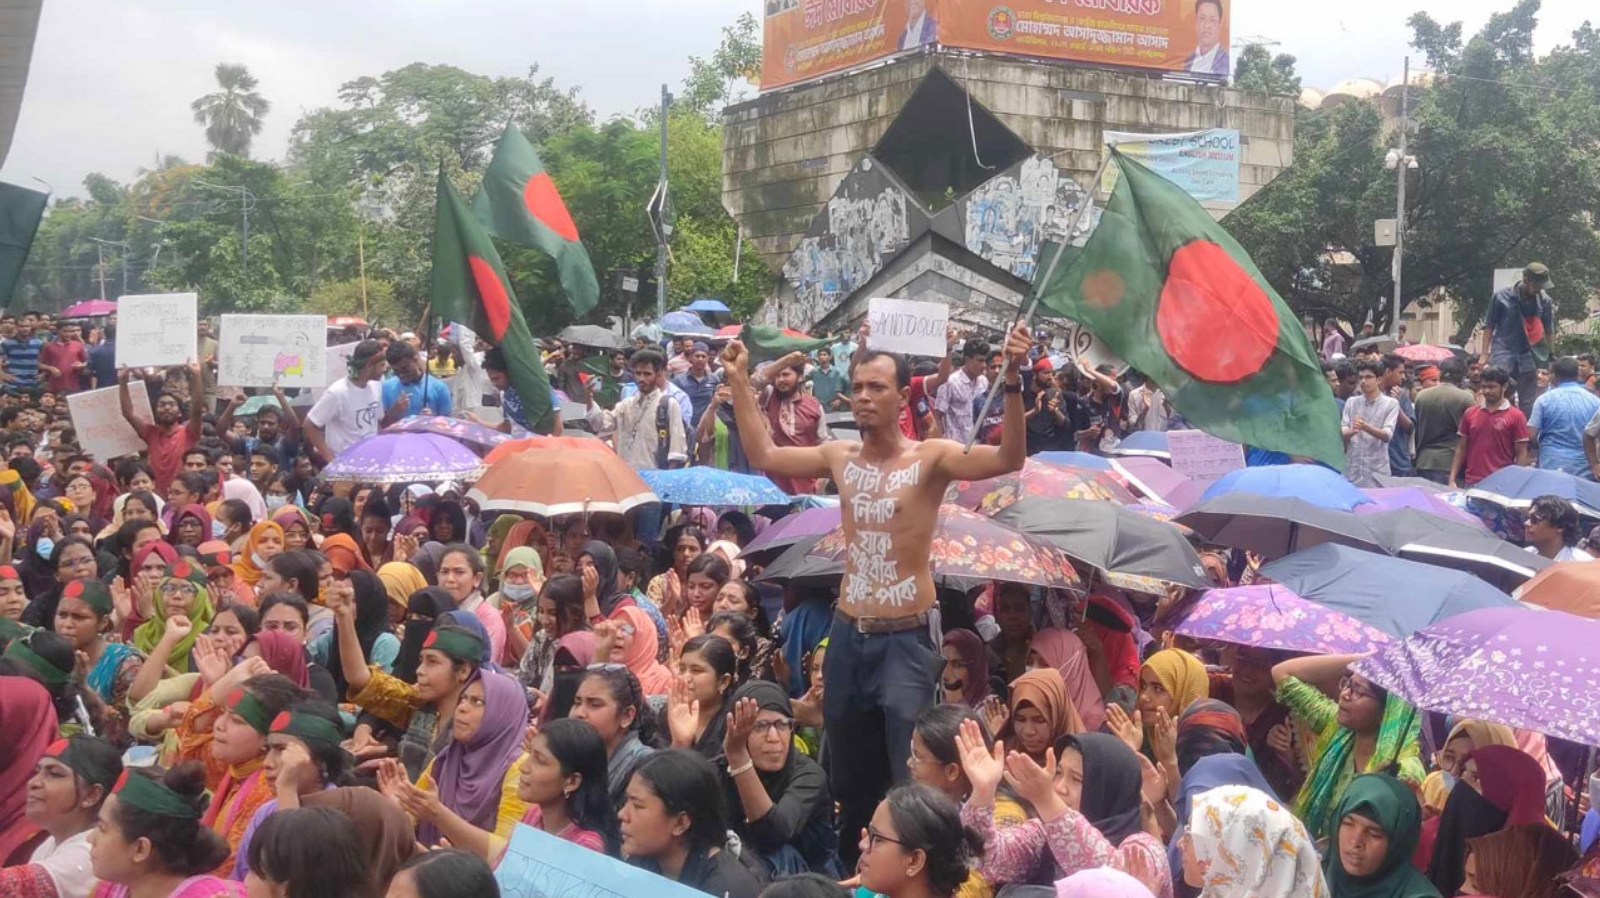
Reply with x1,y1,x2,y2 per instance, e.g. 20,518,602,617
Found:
68,385,153,461
217,314,329,388
960,156,1095,281
1103,129,1242,204
868,297,948,356
114,293,198,369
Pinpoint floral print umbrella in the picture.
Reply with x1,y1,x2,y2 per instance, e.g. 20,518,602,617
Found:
1171,585,1392,655
947,459,1138,517
808,504,1082,590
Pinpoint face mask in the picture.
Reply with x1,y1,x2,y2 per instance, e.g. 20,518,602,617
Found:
1440,771,1459,794
251,551,267,569
212,520,227,539
502,582,536,602
265,495,288,511
34,536,54,559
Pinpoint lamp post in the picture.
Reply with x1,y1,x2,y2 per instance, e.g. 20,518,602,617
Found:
1385,56,1417,339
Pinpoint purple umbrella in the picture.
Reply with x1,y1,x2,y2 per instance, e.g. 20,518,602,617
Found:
382,415,509,454
1171,585,1392,655
1354,487,1487,530
1112,457,1205,510
322,432,487,484
1354,605,1594,744
740,506,840,558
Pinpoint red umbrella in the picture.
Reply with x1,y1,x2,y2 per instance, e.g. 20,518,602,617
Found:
1394,344,1456,363
327,316,369,329
713,324,815,340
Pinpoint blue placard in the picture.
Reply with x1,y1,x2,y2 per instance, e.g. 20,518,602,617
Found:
495,823,713,898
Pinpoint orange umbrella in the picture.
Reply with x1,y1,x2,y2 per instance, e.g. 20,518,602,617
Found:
1513,561,1600,618
482,434,613,465
466,448,657,516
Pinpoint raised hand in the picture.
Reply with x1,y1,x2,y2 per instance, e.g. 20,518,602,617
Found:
980,694,1009,736
192,634,231,686
393,533,419,564
955,718,1004,802
1123,842,1164,896
1105,703,1143,753
722,696,759,766
375,759,409,804
720,340,750,379
109,576,134,626
1136,752,1167,809
276,741,318,796
683,606,705,639
593,620,619,659
581,564,598,602
164,614,193,645
666,676,701,748
665,615,688,668
1147,706,1177,765
1266,722,1296,767
343,725,390,761
1002,748,1057,809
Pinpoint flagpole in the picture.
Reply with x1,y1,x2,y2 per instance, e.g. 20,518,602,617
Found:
964,149,1116,453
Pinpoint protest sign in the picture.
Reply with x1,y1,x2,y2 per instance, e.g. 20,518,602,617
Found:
217,314,328,388
867,297,948,357
1493,268,1523,294
1167,428,1245,485
68,385,153,462
295,341,359,407
115,293,198,369
495,823,710,898
1053,319,1127,373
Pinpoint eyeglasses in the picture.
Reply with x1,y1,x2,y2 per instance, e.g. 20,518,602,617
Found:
1338,674,1380,702
752,718,796,737
159,582,198,598
866,826,905,852
617,622,636,637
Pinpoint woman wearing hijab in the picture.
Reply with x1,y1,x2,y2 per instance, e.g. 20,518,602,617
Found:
1272,652,1424,842
410,541,448,586
494,546,545,665
318,496,359,541
940,629,992,708
603,605,674,697
269,506,314,552
722,679,839,876
392,588,456,685
578,541,635,619
300,787,417,894
168,504,213,549
318,570,401,695
540,630,596,726
1055,869,1153,898
1422,744,1549,897
1462,824,1575,898
1082,593,1141,700
1172,700,1248,776
1136,649,1209,738
221,478,267,523
0,677,58,866
252,630,308,689
1002,669,1085,766
1166,754,1279,898
1420,718,1516,816
1029,629,1104,732
319,532,371,577
1322,774,1439,898
131,562,216,674
229,522,283,593
1179,784,1326,898
378,561,428,626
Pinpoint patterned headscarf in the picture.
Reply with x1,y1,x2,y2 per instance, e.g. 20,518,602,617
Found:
1293,688,1423,842
1175,698,1248,775
940,628,990,707
1187,785,1327,898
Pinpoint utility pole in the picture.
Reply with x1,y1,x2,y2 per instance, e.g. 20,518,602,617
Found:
95,243,106,300
88,238,131,300
1391,56,1410,339
656,84,671,321
194,179,255,272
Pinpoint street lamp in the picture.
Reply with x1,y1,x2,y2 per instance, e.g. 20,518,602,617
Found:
1385,55,1417,340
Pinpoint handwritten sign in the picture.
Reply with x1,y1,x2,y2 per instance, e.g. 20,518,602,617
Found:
495,824,709,898
1167,429,1246,486
1053,319,1126,373
218,314,328,388
67,385,153,462
867,297,948,358
115,293,198,369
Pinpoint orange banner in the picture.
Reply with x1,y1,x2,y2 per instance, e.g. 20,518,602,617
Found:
761,0,925,89
937,0,1231,77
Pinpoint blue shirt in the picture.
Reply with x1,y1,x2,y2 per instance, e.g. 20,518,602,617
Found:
1388,389,1416,475
502,385,564,434
670,369,720,426
88,340,117,389
809,363,849,409
1,336,44,390
621,379,694,432
1484,285,1553,372
381,373,453,418
1530,380,1600,478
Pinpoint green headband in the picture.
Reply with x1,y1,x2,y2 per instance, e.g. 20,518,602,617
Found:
0,617,33,650
112,770,199,819
225,687,274,735
269,710,345,750
163,561,209,589
423,624,484,665
3,638,71,685
61,578,113,616
44,737,118,789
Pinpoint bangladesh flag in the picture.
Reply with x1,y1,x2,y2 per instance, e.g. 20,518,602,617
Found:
432,169,555,432
739,324,831,365
471,125,599,318
0,182,47,305
1037,150,1345,468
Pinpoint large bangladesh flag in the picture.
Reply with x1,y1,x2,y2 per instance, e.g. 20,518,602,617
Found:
432,169,555,432
1037,150,1345,468
471,125,600,318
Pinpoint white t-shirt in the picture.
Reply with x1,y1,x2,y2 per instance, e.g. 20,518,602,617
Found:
306,377,384,455
29,830,97,898
1524,543,1595,562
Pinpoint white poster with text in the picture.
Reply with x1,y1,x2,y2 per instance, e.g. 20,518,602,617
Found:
218,314,328,388
867,298,948,358
115,293,198,369
1167,429,1246,485
68,385,154,462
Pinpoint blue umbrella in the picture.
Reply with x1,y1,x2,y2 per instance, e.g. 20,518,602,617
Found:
684,298,731,314
1466,466,1600,518
1033,451,1113,471
638,468,791,506
1107,431,1170,459
660,310,713,336
1257,543,1518,638
1199,464,1373,511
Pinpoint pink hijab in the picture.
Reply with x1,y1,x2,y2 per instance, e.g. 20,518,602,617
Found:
616,606,674,696
1029,629,1105,732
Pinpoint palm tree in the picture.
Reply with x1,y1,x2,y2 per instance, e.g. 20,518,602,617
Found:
190,63,270,157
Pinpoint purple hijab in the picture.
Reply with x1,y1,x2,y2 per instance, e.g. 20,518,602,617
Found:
420,667,529,845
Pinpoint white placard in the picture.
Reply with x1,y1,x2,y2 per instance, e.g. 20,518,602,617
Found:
115,293,198,369
867,298,948,358
1054,319,1126,373
67,385,154,462
1493,268,1523,294
217,314,328,388
1167,429,1246,486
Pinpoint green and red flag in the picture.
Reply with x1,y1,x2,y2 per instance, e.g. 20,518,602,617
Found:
1036,150,1344,468
739,324,831,365
471,125,599,318
431,169,555,432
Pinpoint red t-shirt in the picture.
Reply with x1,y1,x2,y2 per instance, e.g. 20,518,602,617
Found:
37,339,87,393
1457,403,1529,485
141,421,200,492
897,375,930,440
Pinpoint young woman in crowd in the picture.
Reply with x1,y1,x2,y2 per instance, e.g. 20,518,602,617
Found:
668,634,739,762
495,717,619,859
1322,773,1439,898
242,807,373,898
679,554,728,625
855,784,985,898
1026,629,1104,733
938,630,992,709
231,700,348,881
297,788,415,895
1419,718,1516,816
168,506,212,551
86,763,242,898
492,547,543,665
722,679,838,876
707,610,776,685
51,579,141,746
386,849,498,898
1,629,96,737
253,594,337,703
1460,823,1575,898
986,584,1034,687
536,632,595,726
514,574,585,695
434,545,503,663
315,570,400,695
197,545,253,610
228,522,283,597
647,525,706,612
1421,743,1549,897
1221,645,1304,803
569,665,659,810
24,536,99,631
0,735,121,898
268,508,313,553
376,562,427,627
1000,668,1083,766
576,541,636,620
131,563,214,675
620,749,762,898
1178,785,1325,898
255,552,320,613
1166,754,1280,898
597,606,673,698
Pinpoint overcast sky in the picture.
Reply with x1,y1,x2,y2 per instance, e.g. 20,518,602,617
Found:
1,0,1592,197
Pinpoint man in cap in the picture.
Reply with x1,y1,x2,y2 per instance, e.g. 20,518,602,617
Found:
1482,262,1555,412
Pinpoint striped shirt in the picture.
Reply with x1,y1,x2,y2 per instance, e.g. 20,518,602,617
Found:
1,337,44,390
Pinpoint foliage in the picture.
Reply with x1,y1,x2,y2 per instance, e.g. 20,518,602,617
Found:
1232,44,1302,97
304,278,411,331
681,13,763,118
191,63,271,158
1224,0,1600,340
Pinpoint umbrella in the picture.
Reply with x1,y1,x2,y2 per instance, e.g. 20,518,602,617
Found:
754,535,834,583
1354,487,1485,528
234,394,284,417
1106,431,1170,459
1353,473,1452,494
1466,466,1600,518
741,506,841,558
993,498,1211,589
321,432,486,484
1199,464,1374,511
1112,457,1204,510
466,448,657,516
714,324,815,341
327,316,368,329
1033,451,1113,471
1352,606,1600,745
1393,343,1458,363
1350,335,1397,353
1176,494,1378,559
660,311,713,336
1170,585,1392,655
61,299,116,317
638,469,790,506
807,505,1083,591
555,325,624,350
684,298,732,315
1257,544,1518,638
1513,562,1600,618
482,435,613,465
1358,507,1549,589
948,459,1138,516
383,416,510,454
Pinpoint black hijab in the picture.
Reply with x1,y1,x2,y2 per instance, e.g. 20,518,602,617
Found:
1057,732,1144,845
1426,780,1509,898
328,570,394,695
392,587,456,684
409,541,448,586
580,540,624,615
734,679,799,793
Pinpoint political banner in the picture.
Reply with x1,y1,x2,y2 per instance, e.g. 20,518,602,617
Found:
67,385,153,462
1103,129,1242,204
937,0,1231,80
495,824,710,898
217,314,328,388
761,0,914,89
1167,428,1245,485
115,293,198,369
868,297,948,357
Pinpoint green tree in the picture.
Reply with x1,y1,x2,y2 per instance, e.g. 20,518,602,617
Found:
681,13,762,118
191,63,271,157
1232,44,1302,97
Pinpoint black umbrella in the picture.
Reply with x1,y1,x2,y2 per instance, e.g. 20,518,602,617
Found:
1354,473,1451,494
1175,493,1379,560
753,535,838,585
556,324,624,350
993,498,1211,590
1359,507,1549,590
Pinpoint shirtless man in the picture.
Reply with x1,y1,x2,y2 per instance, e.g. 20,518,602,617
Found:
721,321,1031,863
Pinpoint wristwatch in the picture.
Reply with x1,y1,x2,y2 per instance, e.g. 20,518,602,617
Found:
1003,381,1022,394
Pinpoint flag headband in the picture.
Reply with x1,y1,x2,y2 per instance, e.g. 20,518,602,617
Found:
225,687,274,735
423,624,484,664
44,737,117,788
62,578,113,616
3,638,71,685
112,770,199,819
269,710,345,750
